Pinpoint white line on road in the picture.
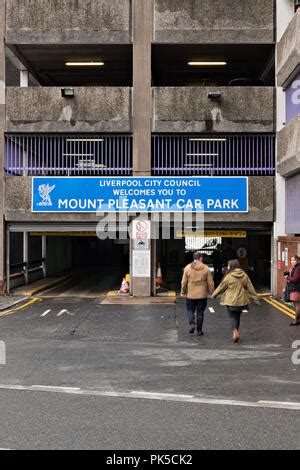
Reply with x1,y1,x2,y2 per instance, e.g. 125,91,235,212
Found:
32,385,80,391
0,384,299,411
57,309,71,317
208,307,215,313
40,309,51,317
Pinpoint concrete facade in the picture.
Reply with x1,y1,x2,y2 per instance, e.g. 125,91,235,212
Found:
277,9,300,87
277,115,300,177
153,87,275,133
6,87,132,133
154,0,275,43
4,176,274,224
6,0,131,44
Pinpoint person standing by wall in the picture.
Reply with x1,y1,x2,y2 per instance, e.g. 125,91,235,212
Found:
211,259,260,343
211,243,224,286
180,251,214,336
285,255,300,326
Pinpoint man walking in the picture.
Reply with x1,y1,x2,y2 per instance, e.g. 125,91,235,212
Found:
180,251,214,336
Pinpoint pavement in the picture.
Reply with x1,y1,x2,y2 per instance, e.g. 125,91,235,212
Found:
0,296,29,312
0,290,299,450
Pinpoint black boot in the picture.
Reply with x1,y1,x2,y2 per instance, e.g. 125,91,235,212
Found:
289,321,300,326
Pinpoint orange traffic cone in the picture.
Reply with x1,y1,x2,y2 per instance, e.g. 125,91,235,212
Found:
119,278,129,294
156,262,163,288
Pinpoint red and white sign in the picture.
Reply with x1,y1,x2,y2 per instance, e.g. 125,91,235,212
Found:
133,219,151,241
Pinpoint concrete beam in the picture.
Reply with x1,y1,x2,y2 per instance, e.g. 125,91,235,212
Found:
6,87,132,133
154,0,275,43
277,115,300,177
6,0,131,44
153,87,275,133
277,9,300,87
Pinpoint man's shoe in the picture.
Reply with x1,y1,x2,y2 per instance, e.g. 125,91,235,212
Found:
189,324,196,334
197,331,203,336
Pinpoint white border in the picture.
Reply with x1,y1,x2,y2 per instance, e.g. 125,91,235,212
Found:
31,176,249,214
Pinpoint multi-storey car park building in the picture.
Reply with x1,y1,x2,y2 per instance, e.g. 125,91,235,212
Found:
276,0,300,297
0,0,298,297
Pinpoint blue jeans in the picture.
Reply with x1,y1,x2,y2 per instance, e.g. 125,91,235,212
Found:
186,299,207,332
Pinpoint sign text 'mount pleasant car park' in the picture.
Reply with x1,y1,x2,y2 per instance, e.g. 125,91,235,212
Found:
31,177,248,213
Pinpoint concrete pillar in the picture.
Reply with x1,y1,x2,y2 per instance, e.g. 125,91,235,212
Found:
132,0,152,176
131,1,153,295
0,1,5,294
130,216,152,297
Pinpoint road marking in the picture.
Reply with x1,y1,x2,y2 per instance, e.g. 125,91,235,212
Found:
258,400,300,407
0,384,299,411
269,298,296,316
41,309,51,317
32,385,80,391
130,391,194,399
0,298,41,318
57,309,72,317
264,298,296,320
208,307,215,313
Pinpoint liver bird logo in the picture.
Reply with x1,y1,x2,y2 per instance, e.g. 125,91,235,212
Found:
37,184,56,206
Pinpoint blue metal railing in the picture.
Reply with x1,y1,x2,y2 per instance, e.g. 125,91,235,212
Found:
152,134,275,176
5,134,133,176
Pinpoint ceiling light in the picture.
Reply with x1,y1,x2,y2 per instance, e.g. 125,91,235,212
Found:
66,138,104,142
188,61,227,66
65,61,104,67
186,153,218,157
63,154,95,157
189,138,226,142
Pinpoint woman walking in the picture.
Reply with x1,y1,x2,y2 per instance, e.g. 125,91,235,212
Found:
211,259,259,343
285,255,300,326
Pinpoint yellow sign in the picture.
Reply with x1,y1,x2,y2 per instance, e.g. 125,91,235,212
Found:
176,230,247,238
30,232,97,237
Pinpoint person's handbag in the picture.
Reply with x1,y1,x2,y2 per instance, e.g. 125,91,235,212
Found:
284,281,297,302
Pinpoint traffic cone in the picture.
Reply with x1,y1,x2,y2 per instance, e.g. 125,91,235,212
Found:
119,277,129,294
156,262,163,288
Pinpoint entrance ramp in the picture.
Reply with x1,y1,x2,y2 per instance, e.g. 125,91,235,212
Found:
11,274,72,297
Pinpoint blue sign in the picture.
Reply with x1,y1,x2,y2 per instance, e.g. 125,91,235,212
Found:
32,177,248,213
